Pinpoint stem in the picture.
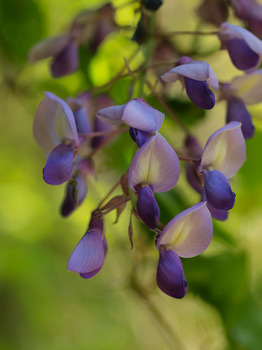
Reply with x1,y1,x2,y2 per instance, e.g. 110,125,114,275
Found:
146,80,191,135
177,154,199,163
131,281,185,350
90,47,141,93
97,178,122,209
102,197,130,216
87,132,117,158
157,30,219,37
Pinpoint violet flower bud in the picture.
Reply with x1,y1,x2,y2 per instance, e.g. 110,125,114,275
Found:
157,249,187,298
67,216,107,279
137,186,160,229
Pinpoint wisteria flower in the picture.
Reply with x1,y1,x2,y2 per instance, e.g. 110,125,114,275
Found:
231,0,262,37
128,132,180,228
156,202,213,298
161,57,219,109
67,215,107,278
29,4,116,77
218,22,262,71
196,0,228,27
33,92,81,185
61,158,94,217
96,98,165,134
219,71,262,138
185,122,246,220
29,34,79,78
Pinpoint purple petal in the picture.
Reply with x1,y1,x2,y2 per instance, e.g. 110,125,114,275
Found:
202,190,228,221
225,38,260,71
43,144,74,185
157,202,213,258
80,267,103,279
61,175,88,217
161,60,219,90
137,186,160,229
157,249,187,299
91,116,113,150
33,92,80,154
184,135,203,158
67,229,105,275
200,121,246,178
129,127,150,147
29,35,70,63
184,78,215,109
51,40,78,77
226,97,255,139
122,99,164,132
220,22,262,57
128,132,180,193
185,164,202,194
196,0,228,27
204,170,235,210
73,106,92,134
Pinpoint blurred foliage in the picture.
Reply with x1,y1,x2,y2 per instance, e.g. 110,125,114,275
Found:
1,0,262,350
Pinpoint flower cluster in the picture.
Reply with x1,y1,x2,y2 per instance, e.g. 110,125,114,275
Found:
30,1,261,299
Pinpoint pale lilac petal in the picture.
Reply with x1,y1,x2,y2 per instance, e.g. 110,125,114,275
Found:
184,78,215,109
51,40,78,77
33,92,80,154
128,133,180,193
220,22,262,56
96,105,125,125
225,38,260,70
29,35,70,63
204,170,235,210
157,249,187,299
200,121,246,178
228,71,262,104
129,127,150,147
226,97,255,139
157,202,213,258
43,144,74,185
67,229,105,274
122,99,164,132
162,61,219,90
137,186,160,228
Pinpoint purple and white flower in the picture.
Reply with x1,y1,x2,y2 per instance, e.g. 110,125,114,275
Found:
218,22,262,71
161,57,219,109
156,202,213,298
128,132,180,228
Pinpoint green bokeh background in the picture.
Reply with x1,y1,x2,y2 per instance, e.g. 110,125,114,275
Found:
1,0,262,349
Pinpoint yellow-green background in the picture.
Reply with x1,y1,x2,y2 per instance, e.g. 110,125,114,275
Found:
1,0,262,349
